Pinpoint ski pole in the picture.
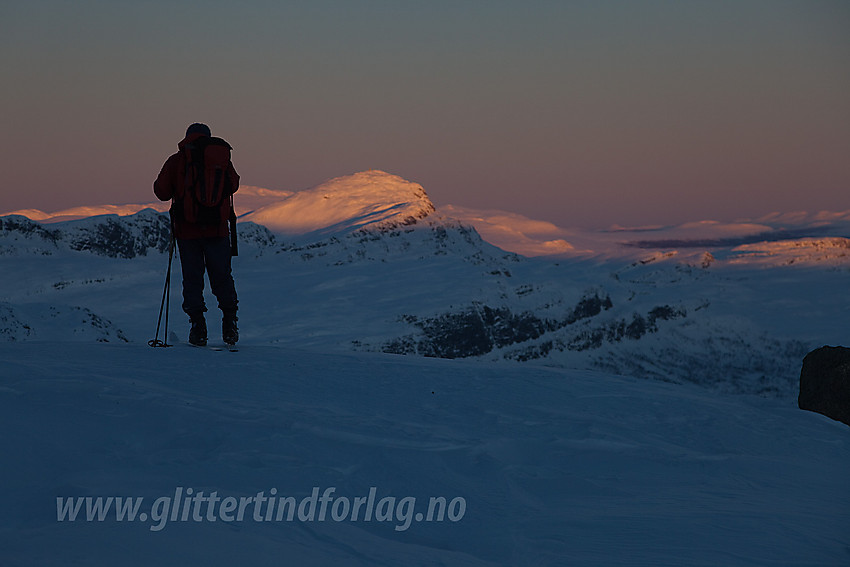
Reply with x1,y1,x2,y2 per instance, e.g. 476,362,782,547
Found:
149,221,176,347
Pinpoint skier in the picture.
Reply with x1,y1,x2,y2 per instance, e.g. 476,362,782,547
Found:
154,123,240,346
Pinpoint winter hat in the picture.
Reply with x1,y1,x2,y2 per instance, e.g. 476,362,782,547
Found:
185,123,211,137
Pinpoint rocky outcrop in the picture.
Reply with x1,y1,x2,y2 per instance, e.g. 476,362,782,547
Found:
0,210,276,259
381,293,614,359
67,212,172,258
0,211,170,258
799,346,850,427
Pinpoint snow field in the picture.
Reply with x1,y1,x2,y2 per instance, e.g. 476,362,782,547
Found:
0,342,847,566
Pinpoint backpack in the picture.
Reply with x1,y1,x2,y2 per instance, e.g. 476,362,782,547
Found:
178,136,235,226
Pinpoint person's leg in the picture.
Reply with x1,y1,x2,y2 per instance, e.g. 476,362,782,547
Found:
203,237,238,312
177,238,207,316
177,238,208,345
203,236,239,344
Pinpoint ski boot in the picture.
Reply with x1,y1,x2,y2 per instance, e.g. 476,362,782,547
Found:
188,313,208,346
222,310,239,346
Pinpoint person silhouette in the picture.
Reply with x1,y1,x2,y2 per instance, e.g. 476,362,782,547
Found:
154,123,240,346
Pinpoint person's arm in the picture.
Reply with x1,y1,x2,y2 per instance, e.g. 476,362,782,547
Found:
153,154,179,201
227,161,240,196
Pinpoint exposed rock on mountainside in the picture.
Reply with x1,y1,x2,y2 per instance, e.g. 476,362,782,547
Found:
0,211,170,258
0,210,276,259
381,293,614,358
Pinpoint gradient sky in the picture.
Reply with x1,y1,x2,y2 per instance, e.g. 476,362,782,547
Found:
2,0,848,228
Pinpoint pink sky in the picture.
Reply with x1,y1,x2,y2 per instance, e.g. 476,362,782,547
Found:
1,1,848,228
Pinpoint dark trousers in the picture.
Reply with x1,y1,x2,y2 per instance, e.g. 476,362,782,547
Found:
176,237,238,316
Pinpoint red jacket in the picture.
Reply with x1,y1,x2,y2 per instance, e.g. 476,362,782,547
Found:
154,133,240,239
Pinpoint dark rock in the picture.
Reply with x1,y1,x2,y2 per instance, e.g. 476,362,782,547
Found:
2,210,276,259
568,294,613,323
68,214,171,258
799,346,850,427
0,216,61,243
383,292,616,359
409,304,549,358
565,305,688,352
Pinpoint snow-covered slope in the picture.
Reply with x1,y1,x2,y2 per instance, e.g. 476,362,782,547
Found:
0,341,848,566
0,209,275,260
1,171,849,564
7,171,848,262
2,171,848,398
0,185,291,224
727,237,850,266
241,170,436,238
1,170,436,241
445,205,850,259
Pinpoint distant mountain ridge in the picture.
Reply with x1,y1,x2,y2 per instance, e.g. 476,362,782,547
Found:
0,210,275,259
1,171,847,399
241,170,436,238
3,170,850,263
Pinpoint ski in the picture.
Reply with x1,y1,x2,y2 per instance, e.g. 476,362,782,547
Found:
185,341,238,352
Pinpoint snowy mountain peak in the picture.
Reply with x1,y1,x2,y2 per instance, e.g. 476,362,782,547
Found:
240,170,436,238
